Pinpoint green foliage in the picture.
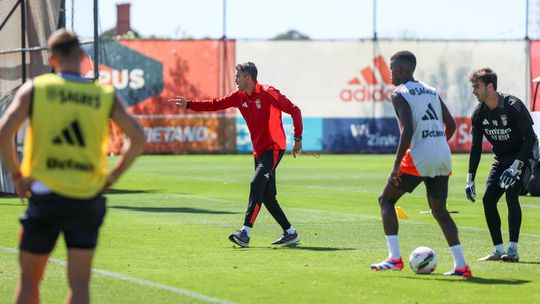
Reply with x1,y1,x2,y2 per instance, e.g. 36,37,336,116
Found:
272,29,310,40
101,28,142,39
1,154,539,303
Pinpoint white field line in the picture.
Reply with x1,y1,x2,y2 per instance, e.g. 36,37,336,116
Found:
0,245,234,304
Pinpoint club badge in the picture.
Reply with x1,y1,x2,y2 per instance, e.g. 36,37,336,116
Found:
255,99,261,109
501,114,508,126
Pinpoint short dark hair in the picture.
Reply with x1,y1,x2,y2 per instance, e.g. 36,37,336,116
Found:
469,68,497,90
390,50,416,72
236,62,258,81
47,29,81,62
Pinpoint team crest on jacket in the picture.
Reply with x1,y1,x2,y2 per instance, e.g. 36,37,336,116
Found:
501,114,508,126
255,99,261,109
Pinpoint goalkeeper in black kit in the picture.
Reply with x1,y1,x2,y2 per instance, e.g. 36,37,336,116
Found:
466,68,539,263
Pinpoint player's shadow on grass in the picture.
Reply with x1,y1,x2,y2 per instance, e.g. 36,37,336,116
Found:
392,275,530,285
0,200,26,206
105,189,158,195
516,261,540,265
281,246,356,252
241,245,355,251
464,277,531,285
110,205,240,214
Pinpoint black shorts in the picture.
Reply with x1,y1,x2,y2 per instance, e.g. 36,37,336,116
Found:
394,174,449,200
19,193,107,254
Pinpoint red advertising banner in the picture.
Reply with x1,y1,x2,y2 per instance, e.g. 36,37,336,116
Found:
530,41,540,112
140,115,236,153
81,40,237,154
448,116,492,153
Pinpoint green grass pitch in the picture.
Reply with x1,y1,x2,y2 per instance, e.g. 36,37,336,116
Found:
1,154,539,303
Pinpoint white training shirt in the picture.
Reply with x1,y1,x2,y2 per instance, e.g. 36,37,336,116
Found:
394,80,452,177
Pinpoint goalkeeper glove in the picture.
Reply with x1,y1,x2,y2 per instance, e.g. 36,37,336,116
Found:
499,159,523,190
465,173,476,202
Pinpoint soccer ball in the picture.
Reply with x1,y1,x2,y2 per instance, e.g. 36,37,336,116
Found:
409,246,437,274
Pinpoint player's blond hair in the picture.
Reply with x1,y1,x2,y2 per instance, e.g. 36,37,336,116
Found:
47,29,81,63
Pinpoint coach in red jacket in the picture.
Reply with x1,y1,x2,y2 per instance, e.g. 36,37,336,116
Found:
169,62,303,247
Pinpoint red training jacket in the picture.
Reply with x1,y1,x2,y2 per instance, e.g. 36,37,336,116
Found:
187,82,302,157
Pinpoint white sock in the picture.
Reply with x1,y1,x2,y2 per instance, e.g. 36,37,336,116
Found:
286,227,296,235
385,235,400,259
494,243,505,253
450,244,467,269
508,242,518,251
241,226,251,237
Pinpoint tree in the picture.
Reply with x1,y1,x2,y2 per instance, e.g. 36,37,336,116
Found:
100,28,142,39
272,29,310,40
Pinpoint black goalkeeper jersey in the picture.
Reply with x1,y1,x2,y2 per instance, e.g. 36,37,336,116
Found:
469,93,538,179
471,93,535,159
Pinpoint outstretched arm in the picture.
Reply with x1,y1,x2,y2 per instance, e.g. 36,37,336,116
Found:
168,91,242,112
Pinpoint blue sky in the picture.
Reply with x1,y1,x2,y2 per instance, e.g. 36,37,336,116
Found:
68,0,537,40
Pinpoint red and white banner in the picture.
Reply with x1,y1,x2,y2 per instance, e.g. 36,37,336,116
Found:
82,40,237,154
529,41,540,112
236,40,528,118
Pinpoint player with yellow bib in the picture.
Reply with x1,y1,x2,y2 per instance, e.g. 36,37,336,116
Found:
0,29,145,304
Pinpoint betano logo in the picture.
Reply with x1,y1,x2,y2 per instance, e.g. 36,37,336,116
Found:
340,55,394,103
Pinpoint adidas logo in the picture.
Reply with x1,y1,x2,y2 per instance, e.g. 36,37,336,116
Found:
242,102,248,108
482,119,489,125
52,120,86,147
421,103,439,121
264,173,270,179
340,55,394,103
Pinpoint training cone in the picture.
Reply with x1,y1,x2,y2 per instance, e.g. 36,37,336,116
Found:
395,206,410,220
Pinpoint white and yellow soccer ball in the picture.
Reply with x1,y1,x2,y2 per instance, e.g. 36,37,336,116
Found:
409,246,437,274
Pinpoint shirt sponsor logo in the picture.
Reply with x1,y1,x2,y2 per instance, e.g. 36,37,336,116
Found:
46,157,94,171
422,130,446,138
340,55,394,103
409,87,436,96
47,88,101,109
484,127,512,141
484,128,511,135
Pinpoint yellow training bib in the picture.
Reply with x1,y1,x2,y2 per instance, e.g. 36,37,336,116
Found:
20,73,115,199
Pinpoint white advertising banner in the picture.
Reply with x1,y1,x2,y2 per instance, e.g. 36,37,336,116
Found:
236,40,527,118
